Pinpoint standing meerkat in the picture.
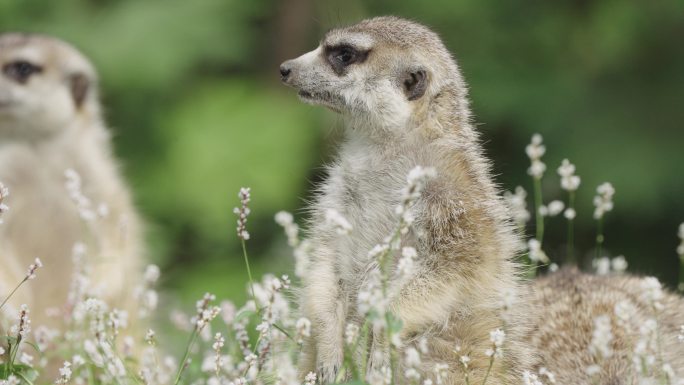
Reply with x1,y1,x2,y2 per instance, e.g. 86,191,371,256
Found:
0,34,143,331
281,16,684,384
281,16,535,383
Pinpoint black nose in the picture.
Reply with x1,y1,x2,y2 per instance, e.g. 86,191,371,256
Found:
279,64,291,80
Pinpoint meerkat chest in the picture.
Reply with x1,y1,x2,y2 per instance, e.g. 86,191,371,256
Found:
320,145,423,279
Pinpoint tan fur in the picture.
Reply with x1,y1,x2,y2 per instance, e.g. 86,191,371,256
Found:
529,269,684,384
281,17,536,384
0,34,143,331
281,16,684,385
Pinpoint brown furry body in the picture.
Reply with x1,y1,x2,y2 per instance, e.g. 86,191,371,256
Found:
530,269,684,384
281,16,684,385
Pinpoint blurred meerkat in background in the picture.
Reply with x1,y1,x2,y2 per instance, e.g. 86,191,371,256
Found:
0,33,143,332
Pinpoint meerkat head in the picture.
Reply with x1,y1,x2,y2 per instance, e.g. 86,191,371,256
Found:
280,16,467,134
0,33,100,141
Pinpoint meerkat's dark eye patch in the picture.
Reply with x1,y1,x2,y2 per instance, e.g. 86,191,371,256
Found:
325,44,369,75
3,60,43,84
403,69,428,101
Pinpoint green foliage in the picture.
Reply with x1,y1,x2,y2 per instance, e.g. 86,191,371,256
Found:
1,0,682,294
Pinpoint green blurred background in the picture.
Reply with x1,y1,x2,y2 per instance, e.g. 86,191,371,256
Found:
2,0,683,305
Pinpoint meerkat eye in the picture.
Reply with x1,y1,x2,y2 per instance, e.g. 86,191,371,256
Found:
335,47,355,64
3,60,43,84
326,45,367,74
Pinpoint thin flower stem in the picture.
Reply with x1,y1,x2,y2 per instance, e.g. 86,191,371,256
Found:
533,177,544,244
0,277,27,311
241,239,257,305
481,356,494,385
596,217,604,260
679,255,684,293
15,371,35,385
567,191,576,265
173,328,199,385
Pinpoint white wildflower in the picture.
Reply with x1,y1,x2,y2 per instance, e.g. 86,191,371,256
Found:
72,355,85,367
498,287,517,312
0,182,9,224
325,208,352,235
145,329,156,345
405,368,421,381
12,304,31,339
585,364,601,377
538,205,548,217
418,337,429,354
303,372,317,385
275,211,300,248
589,315,613,359
433,363,449,385
367,366,392,385
64,168,99,221
539,367,556,384
503,186,530,227
662,363,676,382
526,134,546,179
640,277,665,311
593,182,615,220
143,264,160,284
677,223,684,256
485,328,505,358
2,375,20,385
593,257,611,276
459,355,470,368
19,352,33,366
295,317,311,344
635,318,659,373
563,208,576,220
233,187,251,240
614,300,637,331
26,257,43,280
55,361,72,384
557,159,581,191
404,347,422,368
523,370,545,385
527,238,549,263
220,300,236,326
345,323,359,345
213,333,225,376
357,268,387,319
396,166,436,232
611,256,628,273
547,200,565,217
398,247,417,277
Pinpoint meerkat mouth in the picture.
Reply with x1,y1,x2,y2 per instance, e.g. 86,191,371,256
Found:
297,90,342,113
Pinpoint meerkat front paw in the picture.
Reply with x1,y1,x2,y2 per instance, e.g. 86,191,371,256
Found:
316,362,341,384
316,347,345,384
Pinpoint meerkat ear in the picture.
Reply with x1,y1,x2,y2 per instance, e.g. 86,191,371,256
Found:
69,73,90,109
403,69,428,101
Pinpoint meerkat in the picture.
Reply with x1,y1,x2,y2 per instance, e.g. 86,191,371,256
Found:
0,34,143,332
281,16,684,384
281,16,536,383
529,269,684,384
